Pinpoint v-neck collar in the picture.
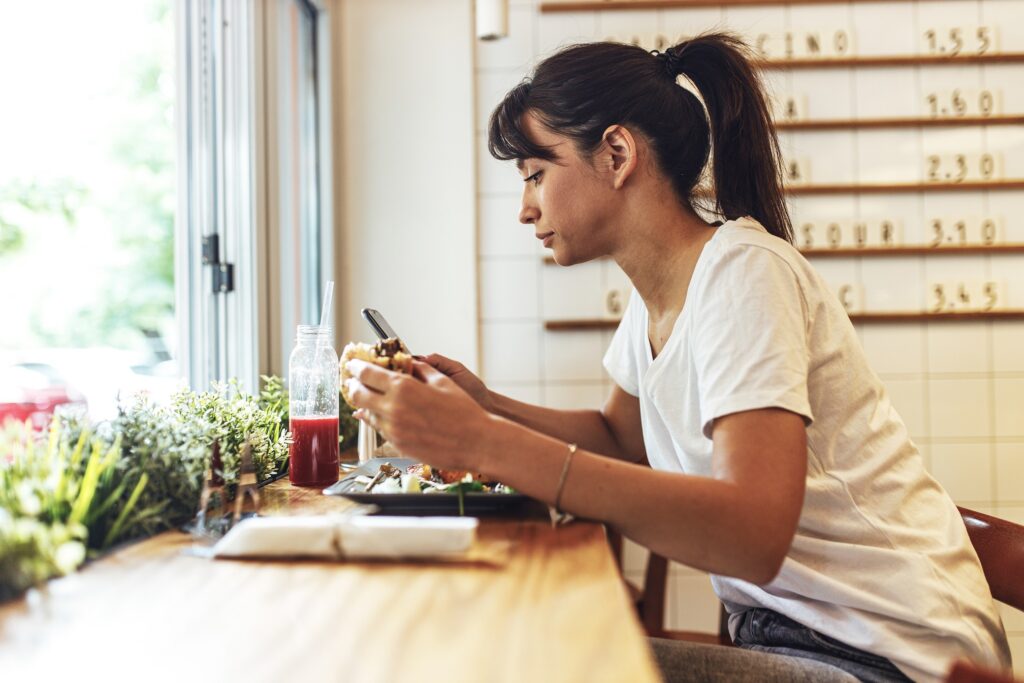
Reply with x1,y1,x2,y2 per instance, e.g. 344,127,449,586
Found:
641,222,729,367
643,296,689,366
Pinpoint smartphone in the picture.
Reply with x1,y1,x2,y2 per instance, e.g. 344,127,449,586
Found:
361,308,411,354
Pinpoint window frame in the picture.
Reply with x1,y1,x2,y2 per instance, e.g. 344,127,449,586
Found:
260,0,335,380
176,0,333,392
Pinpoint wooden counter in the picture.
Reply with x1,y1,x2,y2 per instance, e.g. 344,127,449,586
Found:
0,480,661,683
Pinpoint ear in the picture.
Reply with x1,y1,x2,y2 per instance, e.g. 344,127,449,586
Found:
599,125,639,190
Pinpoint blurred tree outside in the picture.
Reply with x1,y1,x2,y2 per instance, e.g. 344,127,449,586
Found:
0,0,178,416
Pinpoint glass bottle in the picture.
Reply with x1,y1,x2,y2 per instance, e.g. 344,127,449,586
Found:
288,324,339,487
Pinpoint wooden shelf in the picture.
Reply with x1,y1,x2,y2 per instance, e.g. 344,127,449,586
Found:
785,180,1024,195
802,244,1024,257
758,53,1024,69
775,115,1024,131
849,310,1024,323
543,0,948,11
546,319,621,331
692,180,1024,198
545,310,1024,330
675,180,1024,198
652,179,1024,199
545,244,1024,265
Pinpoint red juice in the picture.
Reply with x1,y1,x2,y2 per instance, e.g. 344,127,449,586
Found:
289,416,340,487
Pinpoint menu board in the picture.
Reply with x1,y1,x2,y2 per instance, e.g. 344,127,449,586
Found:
539,0,1024,323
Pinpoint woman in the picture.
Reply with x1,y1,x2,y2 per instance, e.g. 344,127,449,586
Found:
345,34,1011,682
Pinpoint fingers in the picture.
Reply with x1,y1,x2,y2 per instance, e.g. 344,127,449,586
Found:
412,359,449,384
422,353,462,374
347,358,428,414
362,409,386,431
347,359,396,393
346,378,385,412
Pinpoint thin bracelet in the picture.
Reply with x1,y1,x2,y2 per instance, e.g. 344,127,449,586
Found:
553,442,578,514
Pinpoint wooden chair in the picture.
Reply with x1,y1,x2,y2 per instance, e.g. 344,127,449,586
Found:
607,528,730,645
948,507,1024,683
613,506,1024,662
946,661,1022,683
958,507,1024,611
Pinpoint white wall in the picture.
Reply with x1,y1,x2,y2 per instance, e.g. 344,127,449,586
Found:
332,0,478,366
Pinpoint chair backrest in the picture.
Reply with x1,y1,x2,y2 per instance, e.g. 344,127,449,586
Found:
958,506,1024,611
946,660,1021,683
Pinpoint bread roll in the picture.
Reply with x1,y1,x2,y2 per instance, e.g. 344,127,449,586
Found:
339,338,413,408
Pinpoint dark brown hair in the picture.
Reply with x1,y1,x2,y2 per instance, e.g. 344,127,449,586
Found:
488,33,792,243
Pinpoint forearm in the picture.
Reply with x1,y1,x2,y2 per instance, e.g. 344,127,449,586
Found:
477,416,793,584
488,391,636,461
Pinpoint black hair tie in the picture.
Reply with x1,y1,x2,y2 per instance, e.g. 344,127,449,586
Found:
653,48,684,79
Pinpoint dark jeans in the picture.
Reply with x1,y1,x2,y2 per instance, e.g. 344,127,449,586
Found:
733,608,912,683
649,609,912,683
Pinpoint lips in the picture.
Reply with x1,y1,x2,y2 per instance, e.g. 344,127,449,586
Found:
535,231,555,247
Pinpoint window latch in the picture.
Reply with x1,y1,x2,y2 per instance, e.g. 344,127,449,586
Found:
202,234,235,294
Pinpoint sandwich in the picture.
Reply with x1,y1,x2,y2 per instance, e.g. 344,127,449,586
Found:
339,337,413,408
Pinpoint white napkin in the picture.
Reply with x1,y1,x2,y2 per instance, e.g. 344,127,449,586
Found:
209,514,478,561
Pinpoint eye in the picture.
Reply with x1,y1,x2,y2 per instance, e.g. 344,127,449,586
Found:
524,170,542,186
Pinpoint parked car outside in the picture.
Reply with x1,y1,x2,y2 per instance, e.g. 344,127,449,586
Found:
0,362,87,429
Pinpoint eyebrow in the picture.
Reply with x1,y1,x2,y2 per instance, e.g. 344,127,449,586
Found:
515,159,526,170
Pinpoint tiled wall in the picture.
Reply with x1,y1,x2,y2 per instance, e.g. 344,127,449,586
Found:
475,0,1024,669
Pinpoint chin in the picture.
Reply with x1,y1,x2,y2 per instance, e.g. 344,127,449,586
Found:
550,247,595,268
549,249,574,267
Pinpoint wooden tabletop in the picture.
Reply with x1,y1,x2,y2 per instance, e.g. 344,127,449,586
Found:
0,479,661,683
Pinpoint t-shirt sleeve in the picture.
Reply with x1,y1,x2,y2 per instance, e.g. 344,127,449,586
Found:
602,289,642,397
691,244,813,439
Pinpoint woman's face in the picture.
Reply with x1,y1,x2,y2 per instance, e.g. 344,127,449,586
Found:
516,113,620,266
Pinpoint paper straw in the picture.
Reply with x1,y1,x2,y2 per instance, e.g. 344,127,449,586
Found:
317,280,334,349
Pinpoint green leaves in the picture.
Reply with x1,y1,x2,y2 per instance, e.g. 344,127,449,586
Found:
444,481,487,517
1,376,293,601
68,437,118,528
0,418,99,600
0,217,23,257
102,472,149,549
0,514,86,602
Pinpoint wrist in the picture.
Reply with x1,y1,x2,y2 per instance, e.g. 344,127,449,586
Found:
467,412,512,477
488,390,513,419
482,388,498,414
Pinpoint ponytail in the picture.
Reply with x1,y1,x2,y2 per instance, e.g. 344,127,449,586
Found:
488,32,793,243
665,34,792,242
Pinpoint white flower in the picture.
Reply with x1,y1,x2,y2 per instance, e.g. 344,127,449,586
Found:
16,481,42,516
54,541,86,574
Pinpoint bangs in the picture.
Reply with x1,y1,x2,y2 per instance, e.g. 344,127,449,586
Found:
487,80,558,163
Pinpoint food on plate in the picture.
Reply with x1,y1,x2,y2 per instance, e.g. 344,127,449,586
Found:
355,462,513,495
408,463,487,485
339,337,413,408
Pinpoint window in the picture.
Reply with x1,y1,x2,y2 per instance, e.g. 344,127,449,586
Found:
0,0,332,424
0,1,179,422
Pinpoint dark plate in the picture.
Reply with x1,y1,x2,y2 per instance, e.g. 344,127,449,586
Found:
323,457,537,516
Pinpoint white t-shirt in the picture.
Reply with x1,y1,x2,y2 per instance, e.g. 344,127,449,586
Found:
603,218,1011,682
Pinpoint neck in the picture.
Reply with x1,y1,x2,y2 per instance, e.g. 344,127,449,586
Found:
611,202,716,322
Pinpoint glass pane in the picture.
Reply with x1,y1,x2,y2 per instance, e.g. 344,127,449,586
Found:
0,1,179,424
277,0,323,341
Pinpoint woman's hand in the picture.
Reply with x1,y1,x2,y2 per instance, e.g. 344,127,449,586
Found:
345,359,493,472
418,353,495,412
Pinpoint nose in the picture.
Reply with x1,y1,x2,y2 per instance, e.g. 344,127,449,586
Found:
519,199,539,225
